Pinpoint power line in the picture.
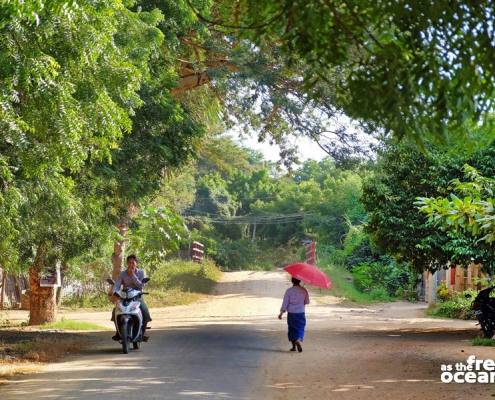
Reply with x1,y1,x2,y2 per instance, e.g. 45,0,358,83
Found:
183,212,314,225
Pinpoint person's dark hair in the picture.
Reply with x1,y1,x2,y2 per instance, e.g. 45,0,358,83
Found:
126,254,138,262
291,277,301,286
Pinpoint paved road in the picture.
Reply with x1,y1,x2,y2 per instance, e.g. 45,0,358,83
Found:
0,272,287,400
1,326,279,399
2,271,495,400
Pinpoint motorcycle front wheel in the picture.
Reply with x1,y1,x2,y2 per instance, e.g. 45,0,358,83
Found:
120,320,129,354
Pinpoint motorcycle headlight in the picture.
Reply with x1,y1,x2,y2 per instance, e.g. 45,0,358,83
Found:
130,302,140,311
117,302,126,311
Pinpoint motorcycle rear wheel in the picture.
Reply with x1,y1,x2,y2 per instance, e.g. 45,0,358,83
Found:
483,327,494,339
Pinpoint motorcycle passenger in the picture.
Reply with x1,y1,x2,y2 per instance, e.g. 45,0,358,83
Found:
111,254,152,341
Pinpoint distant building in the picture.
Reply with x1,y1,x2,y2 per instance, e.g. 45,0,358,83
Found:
421,263,484,304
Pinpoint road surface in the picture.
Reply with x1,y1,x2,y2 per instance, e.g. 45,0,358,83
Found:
1,271,495,399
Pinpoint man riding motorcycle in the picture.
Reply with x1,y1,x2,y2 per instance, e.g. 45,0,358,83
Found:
111,254,152,341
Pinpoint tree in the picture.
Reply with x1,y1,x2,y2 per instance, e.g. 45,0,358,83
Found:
418,164,495,247
189,1,495,146
0,1,164,324
363,143,495,273
128,206,188,267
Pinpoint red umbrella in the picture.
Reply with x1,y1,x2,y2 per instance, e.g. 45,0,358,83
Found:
284,262,332,289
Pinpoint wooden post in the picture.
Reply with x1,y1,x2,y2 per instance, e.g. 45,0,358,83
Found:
428,271,437,305
454,267,464,292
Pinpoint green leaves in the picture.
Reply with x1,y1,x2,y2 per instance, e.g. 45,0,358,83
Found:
218,0,495,145
418,166,495,245
0,0,168,269
129,206,188,267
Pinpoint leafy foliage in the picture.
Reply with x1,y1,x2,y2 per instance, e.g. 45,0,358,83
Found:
361,142,495,273
427,289,477,320
219,1,495,145
352,261,414,298
418,165,495,245
128,206,188,267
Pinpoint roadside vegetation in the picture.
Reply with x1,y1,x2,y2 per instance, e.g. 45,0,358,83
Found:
472,338,495,347
425,283,477,320
40,319,110,331
0,331,93,378
61,259,222,310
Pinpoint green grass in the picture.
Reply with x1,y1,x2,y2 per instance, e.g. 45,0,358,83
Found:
61,292,113,311
472,337,495,346
320,263,394,304
425,293,475,320
62,259,222,310
40,318,110,331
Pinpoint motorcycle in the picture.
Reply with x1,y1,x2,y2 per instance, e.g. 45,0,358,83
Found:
107,277,150,354
470,286,495,338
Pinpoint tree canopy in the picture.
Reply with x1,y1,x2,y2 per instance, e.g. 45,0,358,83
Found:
193,1,495,146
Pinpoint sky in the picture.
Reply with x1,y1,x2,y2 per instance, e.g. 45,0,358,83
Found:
236,133,328,162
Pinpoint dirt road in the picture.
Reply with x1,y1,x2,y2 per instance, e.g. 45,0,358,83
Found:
1,271,494,399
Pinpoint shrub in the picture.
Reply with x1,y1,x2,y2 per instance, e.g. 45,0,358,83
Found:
369,287,391,301
436,282,452,302
215,239,259,270
149,258,220,293
428,289,476,319
352,260,414,298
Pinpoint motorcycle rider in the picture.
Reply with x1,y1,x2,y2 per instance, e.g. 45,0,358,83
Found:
111,254,152,341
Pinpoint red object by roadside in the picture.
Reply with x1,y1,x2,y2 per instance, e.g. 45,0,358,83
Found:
284,262,332,289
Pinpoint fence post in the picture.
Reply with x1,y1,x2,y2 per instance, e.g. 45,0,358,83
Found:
192,241,205,263
305,241,316,265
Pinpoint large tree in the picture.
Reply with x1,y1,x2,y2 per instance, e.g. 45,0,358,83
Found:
184,1,495,147
363,143,495,273
0,1,164,323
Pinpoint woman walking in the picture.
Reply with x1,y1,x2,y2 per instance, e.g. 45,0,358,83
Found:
278,277,310,352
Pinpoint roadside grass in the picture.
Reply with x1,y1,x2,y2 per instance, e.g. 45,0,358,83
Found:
40,318,110,331
320,264,394,304
146,259,221,307
61,259,222,310
0,331,92,377
0,362,40,380
61,292,112,311
425,295,475,320
472,337,495,346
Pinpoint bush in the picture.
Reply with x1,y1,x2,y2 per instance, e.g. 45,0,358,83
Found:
352,260,414,298
369,287,392,301
436,282,452,302
215,239,259,270
428,289,477,319
213,239,299,271
149,259,221,293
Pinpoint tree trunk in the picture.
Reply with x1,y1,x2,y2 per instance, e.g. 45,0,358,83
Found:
0,269,6,310
56,262,66,306
112,223,128,280
29,245,56,325
56,285,63,306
